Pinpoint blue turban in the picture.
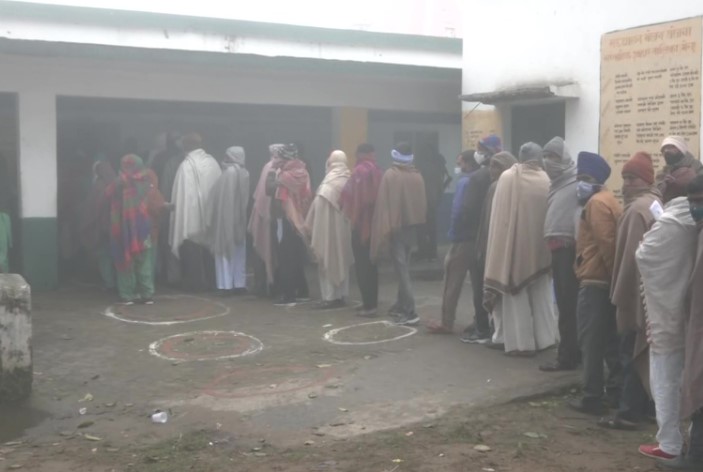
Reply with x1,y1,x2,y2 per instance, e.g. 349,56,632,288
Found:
577,152,611,185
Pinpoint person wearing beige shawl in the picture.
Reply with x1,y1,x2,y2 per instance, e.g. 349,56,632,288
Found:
305,151,353,309
603,151,662,431
483,142,558,356
370,142,427,326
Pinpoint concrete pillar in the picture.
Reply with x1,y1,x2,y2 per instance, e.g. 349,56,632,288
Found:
0,274,32,402
18,91,58,290
332,107,368,167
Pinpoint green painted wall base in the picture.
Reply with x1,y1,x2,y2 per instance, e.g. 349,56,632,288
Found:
20,217,58,291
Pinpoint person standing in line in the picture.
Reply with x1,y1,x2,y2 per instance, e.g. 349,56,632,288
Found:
568,152,623,416
106,154,156,305
635,168,697,461
268,143,313,306
483,142,558,356
601,151,662,430
657,135,702,203
169,133,222,292
305,150,353,309
540,137,582,372
462,134,503,341
249,144,284,297
144,168,168,282
340,143,383,317
659,174,703,470
80,160,117,291
370,142,427,326
152,132,183,285
208,146,250,295
414,144,451,262
427,149,490,335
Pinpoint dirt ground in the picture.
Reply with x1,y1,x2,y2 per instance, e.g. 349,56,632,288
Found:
0,391,660,472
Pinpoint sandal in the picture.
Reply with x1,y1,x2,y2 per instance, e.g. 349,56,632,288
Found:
426,322,453,335
597,416,639,431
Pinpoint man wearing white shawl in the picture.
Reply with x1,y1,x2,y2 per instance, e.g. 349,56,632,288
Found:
169,133,222,291
208,146,250,294
305,150,353,309
635,170,697,461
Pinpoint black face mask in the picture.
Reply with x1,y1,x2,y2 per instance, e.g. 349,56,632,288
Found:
664,152,685,166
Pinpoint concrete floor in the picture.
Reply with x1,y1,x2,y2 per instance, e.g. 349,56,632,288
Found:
2,256,578,448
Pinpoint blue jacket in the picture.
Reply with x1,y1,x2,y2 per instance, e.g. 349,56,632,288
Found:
447,167,491,243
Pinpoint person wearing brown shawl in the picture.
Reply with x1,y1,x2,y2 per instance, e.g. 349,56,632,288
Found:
660,175,703,470
340,143,383,316
305,150,352,309
80,160,117,291
602,151,662,430
370,142,426,326
657,136,703,204
483,142,558,356
268,143,313,306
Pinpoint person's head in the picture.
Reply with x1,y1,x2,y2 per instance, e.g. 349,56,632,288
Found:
181,133,203,153
356,143,376,162
543,137,574,180
327,150,348,172
269,143,285,159
456,150,478,174
621,151,654,197
119,154,146,177
576,152,611,204
518,142,544,166
488,151,517,182
280,143,299,161
225,146,246,166
687,174,703,223
476,134,502,164
392,141,414,165
661,136,688,166
93,160,116,183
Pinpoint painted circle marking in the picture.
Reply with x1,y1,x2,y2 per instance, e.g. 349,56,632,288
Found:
284,299,363,312
323,320,417,346
149,330,263,362
103,295,230,326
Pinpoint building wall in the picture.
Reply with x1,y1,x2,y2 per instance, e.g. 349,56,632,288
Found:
461,0,703,155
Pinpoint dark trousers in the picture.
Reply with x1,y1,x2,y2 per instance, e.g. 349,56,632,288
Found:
577,285,622,405
470,254,490,335
552,247,581,366
352,231,378,310
441,241,472,329
179,240,215,292
617,329,649,421
276,218,309,301
690,410,703,461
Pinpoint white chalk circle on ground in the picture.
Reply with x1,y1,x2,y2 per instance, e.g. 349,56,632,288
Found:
103,294,230,326
285,299,363,312
323,320,418,346
148,330,264,362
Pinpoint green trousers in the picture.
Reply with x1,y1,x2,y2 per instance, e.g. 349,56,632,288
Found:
116,247,154,302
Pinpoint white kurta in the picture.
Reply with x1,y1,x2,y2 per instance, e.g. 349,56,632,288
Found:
492,274,559,353
215,243,247,290
169,149,222,256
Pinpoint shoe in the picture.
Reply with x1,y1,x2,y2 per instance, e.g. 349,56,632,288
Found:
484,341,505,351
568,398,608,416
141,298,155,306
296,296,312,303
460,331,491,344
539,360,578,372
639,444,677,461
395,314,420,326
274,297,296,307
657,455,703,470
117,300,135,306
426,322,453,335
356,309,379,318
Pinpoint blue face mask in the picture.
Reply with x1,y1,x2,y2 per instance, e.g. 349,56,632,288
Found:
690,204,703,223
576,181,599,202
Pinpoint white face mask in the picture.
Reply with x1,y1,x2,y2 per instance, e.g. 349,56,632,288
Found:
474,152,487,166
454,166,462,175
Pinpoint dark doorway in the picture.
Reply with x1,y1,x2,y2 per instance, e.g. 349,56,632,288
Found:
0,93,19,273
510,102,566,154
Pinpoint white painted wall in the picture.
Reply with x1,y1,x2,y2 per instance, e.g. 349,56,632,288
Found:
462,0,703,155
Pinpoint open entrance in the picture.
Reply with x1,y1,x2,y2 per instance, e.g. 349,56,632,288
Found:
0,93,19,273
510,102,566,154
